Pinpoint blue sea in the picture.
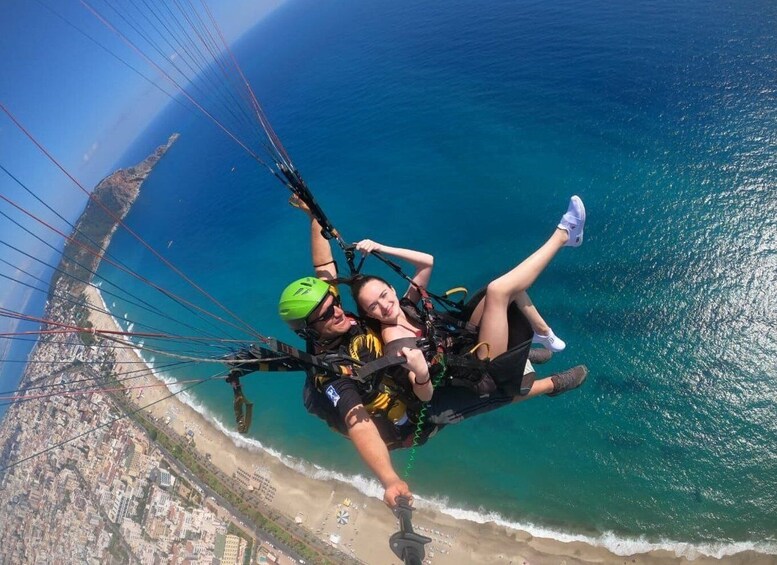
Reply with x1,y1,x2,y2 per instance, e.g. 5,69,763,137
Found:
97,0,776,557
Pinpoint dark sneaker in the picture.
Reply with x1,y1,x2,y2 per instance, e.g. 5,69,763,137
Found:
528,348,553,365
548,365,588,397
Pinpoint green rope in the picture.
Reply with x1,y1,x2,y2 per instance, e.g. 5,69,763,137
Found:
404,354,447,479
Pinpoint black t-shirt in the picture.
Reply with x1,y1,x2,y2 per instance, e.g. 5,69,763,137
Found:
303,315,418,446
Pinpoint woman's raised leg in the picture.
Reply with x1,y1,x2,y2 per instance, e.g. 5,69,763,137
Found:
474,196,585,359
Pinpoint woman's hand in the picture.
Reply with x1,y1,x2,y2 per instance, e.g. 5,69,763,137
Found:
401,347,428,377
353,240,434,304
401,347,433,401
355,239,383,255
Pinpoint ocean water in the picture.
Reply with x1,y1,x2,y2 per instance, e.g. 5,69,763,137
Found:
99,0,777,556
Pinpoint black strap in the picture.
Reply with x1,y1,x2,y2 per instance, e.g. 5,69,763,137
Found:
224,337,409,382
224,339,357,378
384,336,425,352
279,165,339,241
351,354,408,383
278,164,362,276
262,338,356,375
432,309,478,335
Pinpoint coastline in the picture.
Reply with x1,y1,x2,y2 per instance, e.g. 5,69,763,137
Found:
83,284,776,564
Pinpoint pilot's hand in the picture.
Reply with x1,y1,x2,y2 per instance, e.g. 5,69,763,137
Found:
289,194,312,215
384,478,413,508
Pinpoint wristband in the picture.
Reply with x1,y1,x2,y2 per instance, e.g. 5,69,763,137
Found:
413,376,431,386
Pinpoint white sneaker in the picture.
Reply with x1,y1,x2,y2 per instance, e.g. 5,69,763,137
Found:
558,195,586,247
532,328,566,352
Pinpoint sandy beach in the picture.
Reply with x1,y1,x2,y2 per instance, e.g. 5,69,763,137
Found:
83,285,773,565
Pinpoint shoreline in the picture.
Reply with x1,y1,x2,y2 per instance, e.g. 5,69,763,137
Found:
84,284,776,564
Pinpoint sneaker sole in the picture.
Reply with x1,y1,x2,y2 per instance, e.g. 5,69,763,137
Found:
548,365,588,397
528,348,553,364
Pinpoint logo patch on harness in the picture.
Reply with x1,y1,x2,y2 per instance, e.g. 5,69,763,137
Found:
325,385,340,407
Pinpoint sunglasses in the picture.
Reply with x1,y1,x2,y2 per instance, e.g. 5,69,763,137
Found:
306,294,342,326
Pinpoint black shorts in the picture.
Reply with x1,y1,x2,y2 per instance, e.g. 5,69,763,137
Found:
396,369,535,449
395,387,513,449
426,385,513,425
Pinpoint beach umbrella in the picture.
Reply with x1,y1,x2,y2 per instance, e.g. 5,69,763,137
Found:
336,509,350,525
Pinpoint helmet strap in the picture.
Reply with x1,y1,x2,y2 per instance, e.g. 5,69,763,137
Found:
295,326,317,340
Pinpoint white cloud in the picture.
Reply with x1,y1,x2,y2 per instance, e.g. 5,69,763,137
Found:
217,0,288,43
0,243,54,313
82,142,99,163
0,283,35,323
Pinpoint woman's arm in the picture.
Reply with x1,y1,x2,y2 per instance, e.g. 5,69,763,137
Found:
355,239,433,303
382,333,434,402
401,346,433,402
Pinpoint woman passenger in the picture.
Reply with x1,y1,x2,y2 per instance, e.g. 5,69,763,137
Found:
350,196,586,400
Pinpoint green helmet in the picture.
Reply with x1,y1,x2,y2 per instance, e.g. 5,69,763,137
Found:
278,277,331,328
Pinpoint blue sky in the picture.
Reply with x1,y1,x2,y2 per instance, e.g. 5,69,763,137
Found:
0,0,285,325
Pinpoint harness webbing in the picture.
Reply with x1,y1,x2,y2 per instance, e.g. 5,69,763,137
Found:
225,339,409,381
277,165,362,276
222,339,408,433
